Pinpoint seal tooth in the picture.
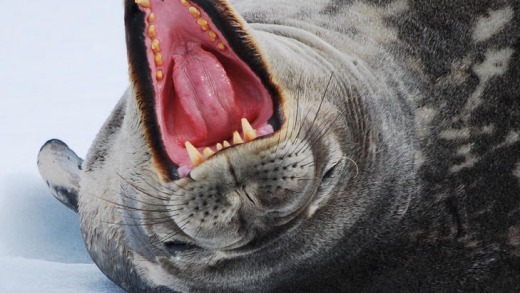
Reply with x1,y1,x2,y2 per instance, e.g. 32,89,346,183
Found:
233,131,244,145
135,0,151,8
188,6,201,18
156,70,164,81
217,42,227,51
208,31,217,42
154,53,163,66
151,39,161,53
241,118,257,141
180,0,190,7
216,143,223,151
223,140,231,148
197,18,209,31
203,147,215,158
148,25,157,38
185,141,204,167
148,12,156,23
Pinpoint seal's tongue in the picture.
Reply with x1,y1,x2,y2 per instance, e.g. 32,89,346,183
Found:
171,44,239,147
132,0,275,177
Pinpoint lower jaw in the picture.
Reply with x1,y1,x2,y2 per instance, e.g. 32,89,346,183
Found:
173,121,275,177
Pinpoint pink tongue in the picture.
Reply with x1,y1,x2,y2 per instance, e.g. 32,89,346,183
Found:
172,45,241,146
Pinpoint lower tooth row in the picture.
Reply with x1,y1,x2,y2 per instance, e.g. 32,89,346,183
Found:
185,118,258,167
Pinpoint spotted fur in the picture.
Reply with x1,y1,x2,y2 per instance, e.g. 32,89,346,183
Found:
38,0,520,291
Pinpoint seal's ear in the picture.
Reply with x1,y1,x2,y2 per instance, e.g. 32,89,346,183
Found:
37,139,83,213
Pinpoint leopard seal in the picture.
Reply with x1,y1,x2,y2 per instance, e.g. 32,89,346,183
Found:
37,0,520,291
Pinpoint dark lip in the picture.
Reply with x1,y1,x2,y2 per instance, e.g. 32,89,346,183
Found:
124,0,284,181
125,0,171,177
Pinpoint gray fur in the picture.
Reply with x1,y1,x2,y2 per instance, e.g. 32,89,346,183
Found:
38,0,520,292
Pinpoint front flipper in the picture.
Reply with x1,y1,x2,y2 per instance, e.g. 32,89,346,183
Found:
37,139,83,213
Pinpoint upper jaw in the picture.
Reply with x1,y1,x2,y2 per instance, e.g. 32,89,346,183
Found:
124,0,285,180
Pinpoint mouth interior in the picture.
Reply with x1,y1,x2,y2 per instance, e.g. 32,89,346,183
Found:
137,0,274,176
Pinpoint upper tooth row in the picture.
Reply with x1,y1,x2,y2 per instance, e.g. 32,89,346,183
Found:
185,118,258,167
135,0,228,82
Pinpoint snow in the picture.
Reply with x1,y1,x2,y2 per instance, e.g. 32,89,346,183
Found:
0,1,129,292
0,257,121,293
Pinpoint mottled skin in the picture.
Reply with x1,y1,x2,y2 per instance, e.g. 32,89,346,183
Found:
37,0,520,292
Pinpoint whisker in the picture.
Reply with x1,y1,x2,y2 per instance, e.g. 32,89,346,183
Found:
142,168,194,194
160,220,192,244
277,72,304,155
117,173,168,198
291,76,334,155
345,156,360,178
95,195,171,213
100,218,174,227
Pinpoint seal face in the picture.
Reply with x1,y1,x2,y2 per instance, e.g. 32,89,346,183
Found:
38,0,520,292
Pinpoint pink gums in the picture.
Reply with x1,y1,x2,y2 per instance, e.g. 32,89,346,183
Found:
138,1,274,175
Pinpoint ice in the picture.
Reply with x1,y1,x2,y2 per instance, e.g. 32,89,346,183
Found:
0,1,130,292
0,256,123,293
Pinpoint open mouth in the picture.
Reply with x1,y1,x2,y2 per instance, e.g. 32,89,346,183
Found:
126,0,282,179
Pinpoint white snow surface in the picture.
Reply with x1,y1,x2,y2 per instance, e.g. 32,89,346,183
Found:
0,1,129,292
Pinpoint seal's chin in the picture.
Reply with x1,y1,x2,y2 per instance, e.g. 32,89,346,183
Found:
126,0,283,178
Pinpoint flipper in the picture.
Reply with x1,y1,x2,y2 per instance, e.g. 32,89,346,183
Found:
37,139,83,213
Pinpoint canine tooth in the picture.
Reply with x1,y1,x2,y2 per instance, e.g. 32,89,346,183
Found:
233,131,244,144
180,0,190,7
156,70,164,81
185,141,204,167
223,140,231,148
135,0,151,8
216,143,223,151
208,31,217,42
197,18,209,31
188,6,201,18
151,39,161,53
148,25,157,38
203,147,215,157
217,41,226,51
154,53,163,66
241,118,257,141
148,12,156,23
